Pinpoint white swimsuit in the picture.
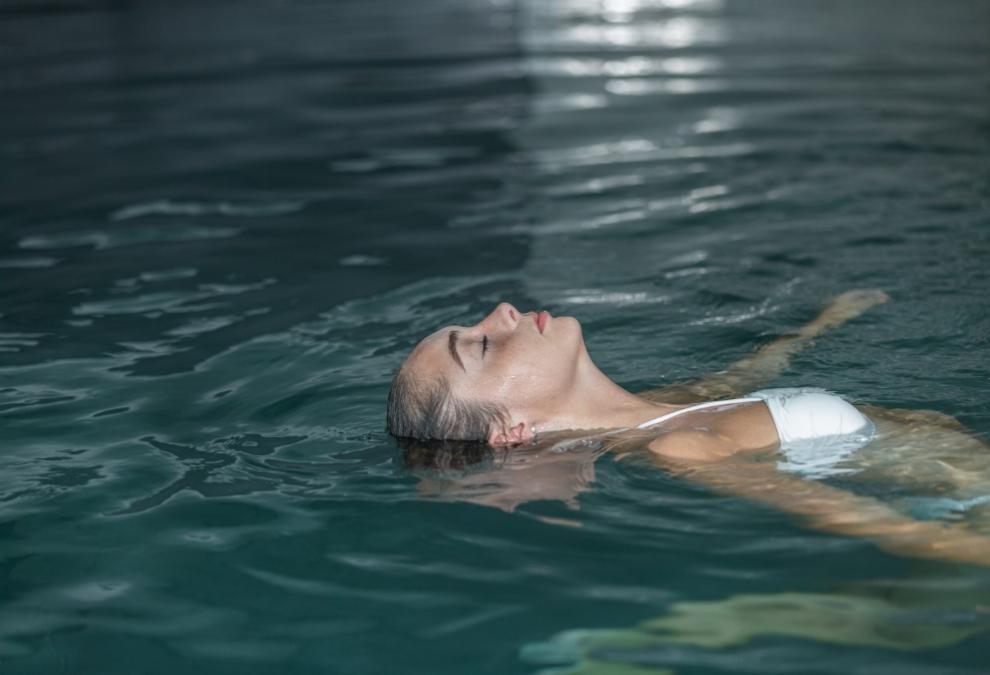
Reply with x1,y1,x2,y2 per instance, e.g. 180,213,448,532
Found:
637,387,876,478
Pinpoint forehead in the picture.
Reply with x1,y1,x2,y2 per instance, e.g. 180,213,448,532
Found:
406,326,457,374
422,324,452,344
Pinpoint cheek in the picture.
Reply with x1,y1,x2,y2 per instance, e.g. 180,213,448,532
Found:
494,348,576,405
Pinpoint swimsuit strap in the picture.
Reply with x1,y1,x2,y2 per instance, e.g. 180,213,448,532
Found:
635,397,761,429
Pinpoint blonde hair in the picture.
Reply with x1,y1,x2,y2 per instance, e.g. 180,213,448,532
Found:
385,366,508,442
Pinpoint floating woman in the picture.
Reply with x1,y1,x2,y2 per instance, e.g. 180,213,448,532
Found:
386,290,990,567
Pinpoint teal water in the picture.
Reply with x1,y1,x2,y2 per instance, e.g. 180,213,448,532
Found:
2,1,989,673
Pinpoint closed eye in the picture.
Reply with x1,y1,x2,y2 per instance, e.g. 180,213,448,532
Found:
481,335,489,357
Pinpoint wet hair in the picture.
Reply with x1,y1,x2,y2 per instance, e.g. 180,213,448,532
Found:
400,437,501,472
387,364,645,473
385,365,508,443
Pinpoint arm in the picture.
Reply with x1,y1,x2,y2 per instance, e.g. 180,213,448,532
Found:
646,431,990,568
641,289,889,403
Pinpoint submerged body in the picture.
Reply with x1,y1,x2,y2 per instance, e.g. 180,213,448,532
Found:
390,290,990,567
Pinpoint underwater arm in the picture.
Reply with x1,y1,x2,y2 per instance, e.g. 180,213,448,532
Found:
642,289,889,403
648,438,990,568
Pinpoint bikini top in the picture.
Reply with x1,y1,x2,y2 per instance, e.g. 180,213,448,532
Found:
635,397,761,429
547,398,759,454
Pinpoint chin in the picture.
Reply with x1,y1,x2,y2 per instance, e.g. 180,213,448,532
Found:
564,314,583,336
558,315,586,350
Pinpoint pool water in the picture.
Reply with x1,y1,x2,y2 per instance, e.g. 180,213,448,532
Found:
2,1,989,673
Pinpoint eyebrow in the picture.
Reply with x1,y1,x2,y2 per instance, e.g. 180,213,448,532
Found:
448,330,465,372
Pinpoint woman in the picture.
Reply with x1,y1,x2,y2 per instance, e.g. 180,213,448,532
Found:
387,291,990,567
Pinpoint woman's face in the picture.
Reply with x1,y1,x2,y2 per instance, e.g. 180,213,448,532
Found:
404,302,587,428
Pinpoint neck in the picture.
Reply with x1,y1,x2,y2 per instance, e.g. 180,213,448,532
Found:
535,354,676,433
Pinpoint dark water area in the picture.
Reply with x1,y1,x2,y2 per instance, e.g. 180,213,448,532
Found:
2,1,989,673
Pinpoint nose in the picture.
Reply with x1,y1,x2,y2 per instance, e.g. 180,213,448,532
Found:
497,302,519,323
478,302,519,331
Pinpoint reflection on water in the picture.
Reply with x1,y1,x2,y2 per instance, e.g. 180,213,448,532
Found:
2,0,989,673
523,586,990,674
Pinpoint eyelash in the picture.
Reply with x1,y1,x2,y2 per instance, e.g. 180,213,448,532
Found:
482,335,489,356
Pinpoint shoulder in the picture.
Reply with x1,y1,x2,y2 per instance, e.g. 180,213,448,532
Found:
647,429,738,462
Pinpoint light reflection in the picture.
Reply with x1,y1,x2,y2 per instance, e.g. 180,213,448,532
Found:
539,55,721,78
538,138,658,164
559,290,670,305
601,0,641,24
660,16,713,48
657,0,723,8
532,140,754,172
553,58,600,77
688,107,741,134
546,173,646,197
602,56,653,76
663,56,719,75
689,184,729,200
562,0,724,14
566,16,722,49
533,93,611,113
605,77,722,95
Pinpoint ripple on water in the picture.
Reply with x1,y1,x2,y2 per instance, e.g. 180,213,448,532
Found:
339,254,387,266
240,566,462,607
18,225,242,251
63,580,133,603
0,256,58,269
0,332,47,353
0,384,82,414
110,199,305,221
558,290,671,305
172,528,241,551
70,279,275,317
2,0,989,673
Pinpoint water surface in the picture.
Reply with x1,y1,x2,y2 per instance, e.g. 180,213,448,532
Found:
2,1,989,673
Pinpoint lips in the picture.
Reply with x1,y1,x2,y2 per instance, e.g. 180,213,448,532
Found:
535,310,550,334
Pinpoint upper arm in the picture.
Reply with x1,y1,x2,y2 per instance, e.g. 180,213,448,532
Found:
647,429,740,462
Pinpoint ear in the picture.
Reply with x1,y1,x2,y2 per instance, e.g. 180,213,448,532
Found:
488,421,533,447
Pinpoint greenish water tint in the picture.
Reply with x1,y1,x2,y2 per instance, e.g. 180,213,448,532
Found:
2,1,989,673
